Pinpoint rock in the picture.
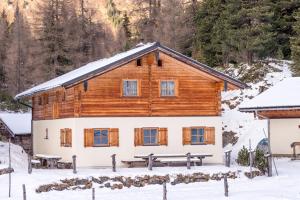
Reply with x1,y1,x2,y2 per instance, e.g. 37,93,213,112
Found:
104,182,111,188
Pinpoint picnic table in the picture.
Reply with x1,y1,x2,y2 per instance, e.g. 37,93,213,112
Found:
35,154,62,169
134,153,213,168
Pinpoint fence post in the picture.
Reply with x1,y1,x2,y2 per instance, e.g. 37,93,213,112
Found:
72,155,77,174
22,184,26,200
186,152,191,170
163,181,167,200
28,155,32,174
225,150,231,167
249,140,253,179
111,154,116,172
92,188,95,200
265,154,272,177
148,153,153,171
8,138,11,198
224,174,228,197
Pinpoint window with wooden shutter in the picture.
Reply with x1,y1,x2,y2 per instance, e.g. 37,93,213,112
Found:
182,127,215,145
134,128,143,146
205,127,215,145
182,127,191,145
84,128,94,147
84,128,119,147
158,128,168,145
60,128,72,147
60,129,65,146
109,128,119,147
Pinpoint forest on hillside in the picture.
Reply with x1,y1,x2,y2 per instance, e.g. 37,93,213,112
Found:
0,0,300,103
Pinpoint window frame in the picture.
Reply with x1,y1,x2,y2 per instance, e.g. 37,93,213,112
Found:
190,127,205,145
160,80,177,97
122,79,139,97
142,127,159,146
93,128,109,147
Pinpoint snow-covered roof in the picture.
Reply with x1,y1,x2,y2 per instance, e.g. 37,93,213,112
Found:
15,42,246,99
0,113,31,135
239,77,300,111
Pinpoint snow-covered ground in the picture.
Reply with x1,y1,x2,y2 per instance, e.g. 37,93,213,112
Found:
0,158,300,200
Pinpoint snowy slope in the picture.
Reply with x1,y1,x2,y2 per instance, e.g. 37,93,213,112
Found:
222,60,293,160
0,141,28,170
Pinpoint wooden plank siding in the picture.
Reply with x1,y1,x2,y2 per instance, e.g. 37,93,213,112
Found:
32,52,225,120
258,109,300,119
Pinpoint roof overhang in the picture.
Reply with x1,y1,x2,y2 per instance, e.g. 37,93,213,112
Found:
239,106,300,112
15,42,246,99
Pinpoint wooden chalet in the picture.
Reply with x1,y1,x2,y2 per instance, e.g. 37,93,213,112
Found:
15,42,245,167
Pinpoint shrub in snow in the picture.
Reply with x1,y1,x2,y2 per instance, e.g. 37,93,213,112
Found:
237,146,249,166
254,149,268,174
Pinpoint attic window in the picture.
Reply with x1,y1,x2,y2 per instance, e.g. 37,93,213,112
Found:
137,59,142,66
83,81,88,92
157,59,162,67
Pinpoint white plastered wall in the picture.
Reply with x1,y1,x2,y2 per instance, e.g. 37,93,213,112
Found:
33,116,222,167
270,118,300,156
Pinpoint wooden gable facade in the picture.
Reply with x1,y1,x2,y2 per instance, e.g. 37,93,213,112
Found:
31,51,241,120
19,43,245,121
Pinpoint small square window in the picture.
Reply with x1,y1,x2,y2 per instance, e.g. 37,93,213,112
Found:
160,80,175,96
191,128,205,144
123,80,138,96
137,59,142,66
143,128,158,145
94,129,109,146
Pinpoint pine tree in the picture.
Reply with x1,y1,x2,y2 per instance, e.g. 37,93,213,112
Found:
271,0,300,59
0,10,9,91
291,9,300,76
36,0,74,79
5,3,36,95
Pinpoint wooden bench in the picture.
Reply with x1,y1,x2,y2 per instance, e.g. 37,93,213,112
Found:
291,142,300,160
35,154,62,169
121,159,147,168
134,153,213,169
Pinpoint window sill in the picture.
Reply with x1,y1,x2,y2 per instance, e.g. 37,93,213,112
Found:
93,145,110,147
142,144,160,146
190,143,207,145
121,96,140,98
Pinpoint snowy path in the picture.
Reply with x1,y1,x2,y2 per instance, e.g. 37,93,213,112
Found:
0,158,300,200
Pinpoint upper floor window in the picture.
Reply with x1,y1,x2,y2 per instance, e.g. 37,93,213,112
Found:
123,80,138,96
143,128,158,145
191,128,205,144
94,129,109,146
160,80,175,96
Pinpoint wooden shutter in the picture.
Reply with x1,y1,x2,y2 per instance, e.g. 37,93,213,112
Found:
66,128,72,147
205,127,215,145
158,128,168,146
134,128,143,146
60,129,65,147
84,128,94,147
182,127,191,145
109,128,119,147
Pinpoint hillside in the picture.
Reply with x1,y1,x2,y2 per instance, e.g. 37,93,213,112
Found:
222,60,292,159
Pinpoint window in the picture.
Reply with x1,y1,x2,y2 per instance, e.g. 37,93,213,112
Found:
182,127,215,145
191,128,205,144
160,80,175,96
157,59,162,67
84,128,119,147
60,128,72,147
137,59,142,66
143,128,158,145
123,80,138,96
94,129,109,146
